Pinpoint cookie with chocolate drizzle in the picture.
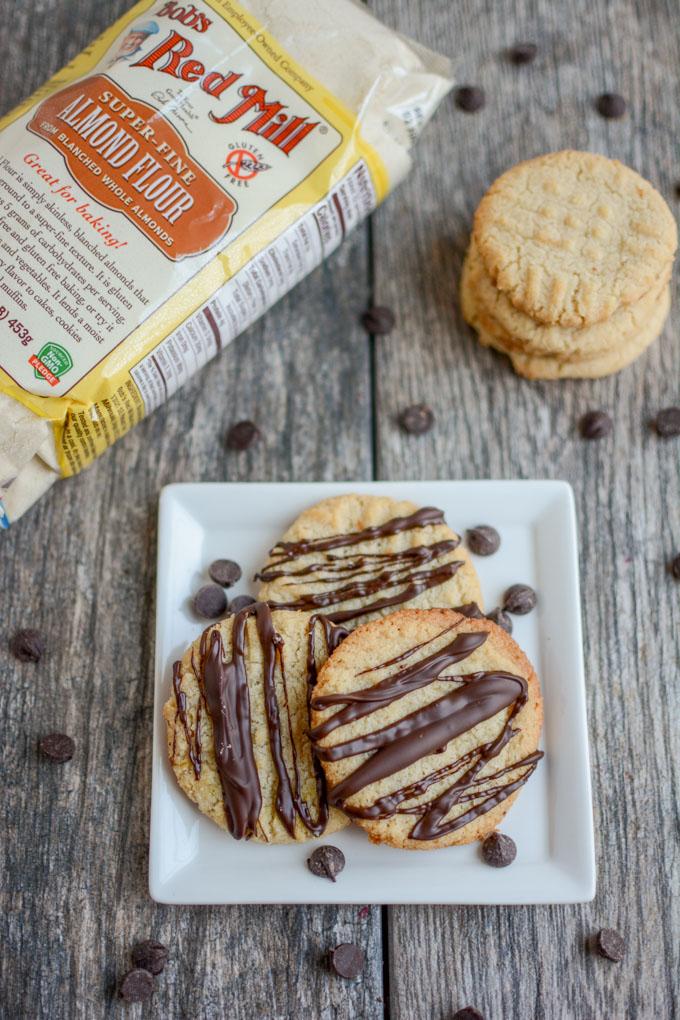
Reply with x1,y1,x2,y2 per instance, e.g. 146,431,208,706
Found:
256,494,482,629
311,608,543,850
162,605,349,843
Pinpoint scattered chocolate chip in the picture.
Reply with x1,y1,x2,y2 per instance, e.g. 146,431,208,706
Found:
38,733,75,764
226,420,261,451
466,525,501,556
192,584,228,619
208,559,242,587
360,305,395,335
595,927,626,962
131,940,169,976
453,1009,484,1020
580,410,613,439
9,628,45,663
481,831,517,868
654,407,680,437
329,943,365,980
509,41,537,64
399,403,434,435
674,182,680,200
119,969,154,1003
670,554,680,580
455,85,485,113
486,607,513,634
503,584,537,615
596,92,626,119
229,595,257,614
307,845,346,882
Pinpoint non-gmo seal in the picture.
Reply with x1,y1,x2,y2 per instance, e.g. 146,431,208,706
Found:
31,343,74,386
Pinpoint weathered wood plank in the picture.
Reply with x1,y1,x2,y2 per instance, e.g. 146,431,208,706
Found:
371,1,680,1018
0,3,382,1018
4,0,680,1017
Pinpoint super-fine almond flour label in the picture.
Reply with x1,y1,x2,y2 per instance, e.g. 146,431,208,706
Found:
0,0,451,521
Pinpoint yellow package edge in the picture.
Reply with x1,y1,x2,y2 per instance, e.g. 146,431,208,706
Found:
0,0,390,478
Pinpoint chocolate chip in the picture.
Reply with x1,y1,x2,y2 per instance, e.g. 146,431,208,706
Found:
503,584,537,615
226,420,261,451
595,927,626,962
38,733,75,764
131,939,169,976
208,559,242,587
455,85,485,113
596,92,626,119
481,831,517,867
399,404,434,435
329,943,365,979
453,1009,485,1020
9,628,45,663
466,525,501,556
580,410,613,439
119,969,154,1003
654,407,680,437
360,305,395,335
486,607,513,634
675,182,680,200
670,554,680,580
192,584,228,619
229,595,257,614
509,41,537,64
307,845,345,882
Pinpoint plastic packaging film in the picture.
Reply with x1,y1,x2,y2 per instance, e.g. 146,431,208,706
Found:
0,0,453,528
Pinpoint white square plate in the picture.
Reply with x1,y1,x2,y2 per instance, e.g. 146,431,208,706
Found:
150,481,595,904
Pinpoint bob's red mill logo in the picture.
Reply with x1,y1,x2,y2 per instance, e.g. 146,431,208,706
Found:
130,4,323,156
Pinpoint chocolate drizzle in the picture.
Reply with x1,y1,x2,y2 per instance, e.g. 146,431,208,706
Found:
454,601,485,619
267,507,446,558
311,631,489,738
357,623,457,676
255,507,465,625
201,616,262,840
172,661,202,780
310,628,544,841
306,613,349,690
173,604,347,841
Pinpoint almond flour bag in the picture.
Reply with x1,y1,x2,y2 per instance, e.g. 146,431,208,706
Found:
0,0,452,528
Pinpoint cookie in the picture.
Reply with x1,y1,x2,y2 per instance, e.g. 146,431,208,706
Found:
477,285,670,379
461,237,671,358
310,609,543,850
256,494,483,628
163,604,349,844
473,150,677,327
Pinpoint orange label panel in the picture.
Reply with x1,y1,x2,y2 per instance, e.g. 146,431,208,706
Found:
28,75,236,261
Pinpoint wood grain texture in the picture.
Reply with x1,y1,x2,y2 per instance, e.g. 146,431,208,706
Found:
1,0,679,1018
0,3,381,1018
370,1,680,1018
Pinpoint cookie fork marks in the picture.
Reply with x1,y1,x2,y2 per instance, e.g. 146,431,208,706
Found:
474,150,677,326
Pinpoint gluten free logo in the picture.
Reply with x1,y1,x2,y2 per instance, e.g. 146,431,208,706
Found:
225,142,271,187
30,343,74,387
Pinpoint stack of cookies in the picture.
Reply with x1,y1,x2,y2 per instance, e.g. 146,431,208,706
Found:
164,494,544,851
461,150,677,379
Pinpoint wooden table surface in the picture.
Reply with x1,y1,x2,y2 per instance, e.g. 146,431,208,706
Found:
1,1,679,1017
